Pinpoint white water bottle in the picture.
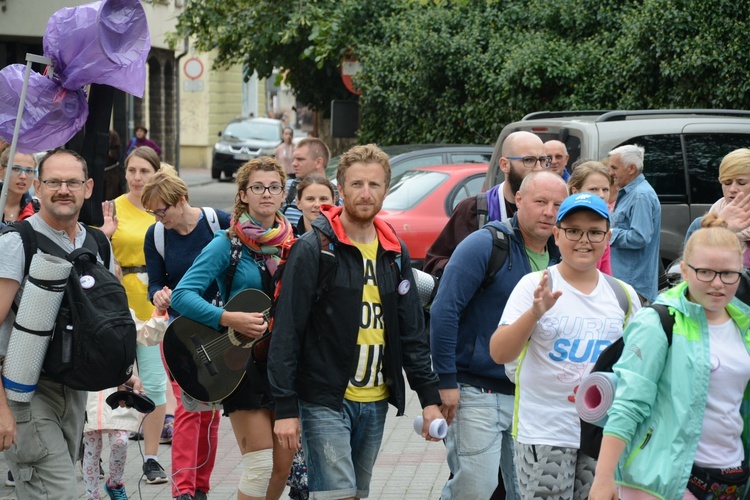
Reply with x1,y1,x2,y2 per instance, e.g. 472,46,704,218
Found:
413,416,448,439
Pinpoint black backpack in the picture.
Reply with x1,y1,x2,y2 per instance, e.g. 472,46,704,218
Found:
2,220,137,391
424,219,515,308
579,303,674,460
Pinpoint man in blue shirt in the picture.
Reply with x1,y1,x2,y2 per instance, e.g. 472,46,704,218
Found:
608,144,661,303
431,171,567,500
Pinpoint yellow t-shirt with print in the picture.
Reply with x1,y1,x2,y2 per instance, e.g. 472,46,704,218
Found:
345,237,390,402
111,195,156,321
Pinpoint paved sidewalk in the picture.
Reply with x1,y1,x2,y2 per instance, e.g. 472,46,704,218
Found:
0,388,447,499
176,167,215,189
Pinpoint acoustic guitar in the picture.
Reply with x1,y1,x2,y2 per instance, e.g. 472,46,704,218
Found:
163,289,271,404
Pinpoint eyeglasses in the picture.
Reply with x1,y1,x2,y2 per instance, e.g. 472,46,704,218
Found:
145,206,170,217
247,184,284,195
506,156,552,169
686,264,742,285
11,166,37,177
557,226,608,243
40,179,86,191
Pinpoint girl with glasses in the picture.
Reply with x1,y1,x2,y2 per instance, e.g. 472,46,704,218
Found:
0,149,38,225
590,213,750,500
490,193,641,499
172,157,296,500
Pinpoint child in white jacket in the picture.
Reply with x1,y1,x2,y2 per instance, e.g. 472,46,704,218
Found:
82,307,168,500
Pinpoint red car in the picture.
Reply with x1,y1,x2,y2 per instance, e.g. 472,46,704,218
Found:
380,163,488,268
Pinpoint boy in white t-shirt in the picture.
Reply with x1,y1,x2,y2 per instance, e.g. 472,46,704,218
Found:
489,192,641,499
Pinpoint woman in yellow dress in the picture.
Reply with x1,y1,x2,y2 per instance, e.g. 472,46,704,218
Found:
101,146,169,485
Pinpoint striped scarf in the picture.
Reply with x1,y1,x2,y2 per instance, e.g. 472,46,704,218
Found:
232,211,294,275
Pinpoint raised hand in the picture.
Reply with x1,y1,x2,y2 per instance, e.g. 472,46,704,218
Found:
531,270,562,319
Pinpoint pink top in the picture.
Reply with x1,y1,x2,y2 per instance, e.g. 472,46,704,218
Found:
275,143,294,176
597,242,612,275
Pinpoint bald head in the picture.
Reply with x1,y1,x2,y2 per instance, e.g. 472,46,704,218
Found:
519,170,567,197
502,131,544,158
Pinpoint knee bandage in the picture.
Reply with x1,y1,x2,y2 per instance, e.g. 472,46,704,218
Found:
238,449,273,497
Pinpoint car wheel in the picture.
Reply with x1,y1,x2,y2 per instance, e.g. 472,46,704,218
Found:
211,167,222,180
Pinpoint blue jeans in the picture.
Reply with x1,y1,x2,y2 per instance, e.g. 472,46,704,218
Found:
299,398,388,499
441,385,520,500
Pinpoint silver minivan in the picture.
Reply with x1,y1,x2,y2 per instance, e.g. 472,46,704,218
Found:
485,109,750,264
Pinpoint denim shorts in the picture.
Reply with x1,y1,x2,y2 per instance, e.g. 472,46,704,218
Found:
299,398,388,499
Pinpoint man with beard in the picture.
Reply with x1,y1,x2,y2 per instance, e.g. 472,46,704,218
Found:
423,131,550,277
269,144,443,500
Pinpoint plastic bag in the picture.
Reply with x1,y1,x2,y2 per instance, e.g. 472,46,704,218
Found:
0,64,88,154
43,0,150,97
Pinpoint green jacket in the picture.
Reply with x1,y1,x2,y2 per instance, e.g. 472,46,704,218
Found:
604,281,750,499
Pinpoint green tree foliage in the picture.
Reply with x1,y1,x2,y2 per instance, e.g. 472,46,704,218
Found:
174,0,750,144
170,0,392,111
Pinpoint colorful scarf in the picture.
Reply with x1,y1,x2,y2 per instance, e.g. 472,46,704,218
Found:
233,211,294,275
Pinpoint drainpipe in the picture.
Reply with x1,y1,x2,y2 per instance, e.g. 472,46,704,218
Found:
174,36,189,175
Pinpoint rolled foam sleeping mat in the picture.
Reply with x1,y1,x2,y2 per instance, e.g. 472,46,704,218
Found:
3,253,71,402
576,371,619,428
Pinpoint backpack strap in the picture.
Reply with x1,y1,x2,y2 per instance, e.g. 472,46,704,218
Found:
602,274,633,326
1,219,37,277
154,222,166,260
476,192,489,230
84,226,111,269
480,219,513,292
648,303,674,346
202,207,221,233
281,180,299,214
224,236,243,296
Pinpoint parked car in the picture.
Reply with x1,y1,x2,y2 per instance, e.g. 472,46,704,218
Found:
326,144,492,181
380,163,488,268
212,117,283,180
485,109,750,264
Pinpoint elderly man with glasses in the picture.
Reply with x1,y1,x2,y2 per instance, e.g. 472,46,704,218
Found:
544,140,571,181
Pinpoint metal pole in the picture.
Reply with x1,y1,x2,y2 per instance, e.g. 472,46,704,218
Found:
0,54,53,222
174,37,189,175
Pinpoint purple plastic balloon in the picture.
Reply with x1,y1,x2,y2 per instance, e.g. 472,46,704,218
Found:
43,0,150,97
0,65,89,154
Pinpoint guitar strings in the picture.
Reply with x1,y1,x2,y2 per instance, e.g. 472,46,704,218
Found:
194,307,271,359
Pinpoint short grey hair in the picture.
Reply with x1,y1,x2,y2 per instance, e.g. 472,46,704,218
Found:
609,144,645,171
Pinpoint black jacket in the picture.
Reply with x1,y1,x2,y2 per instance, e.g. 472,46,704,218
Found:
268,205,441,419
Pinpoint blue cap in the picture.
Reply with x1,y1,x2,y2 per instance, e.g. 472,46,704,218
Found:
556,193,610,223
